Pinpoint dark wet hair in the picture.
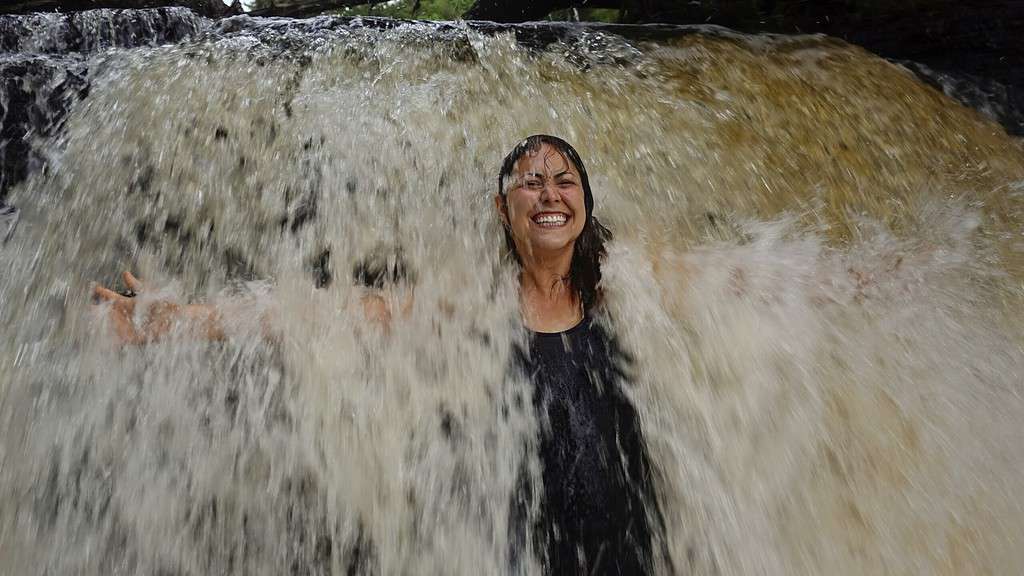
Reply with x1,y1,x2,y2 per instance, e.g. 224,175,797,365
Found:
497,134,611,312
311,245,415,289
352,246,415,289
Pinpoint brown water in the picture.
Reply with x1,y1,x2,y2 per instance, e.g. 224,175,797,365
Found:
1,20,1023,575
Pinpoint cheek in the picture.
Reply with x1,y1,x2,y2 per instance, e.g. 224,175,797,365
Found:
507,194,533,227
573,214,586,238
569,192,586,221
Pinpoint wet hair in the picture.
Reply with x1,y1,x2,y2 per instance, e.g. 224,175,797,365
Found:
311,245,415,289
352,245,415,289
497,134,611,312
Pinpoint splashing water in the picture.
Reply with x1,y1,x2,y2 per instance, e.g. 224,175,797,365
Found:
1,15,1023,576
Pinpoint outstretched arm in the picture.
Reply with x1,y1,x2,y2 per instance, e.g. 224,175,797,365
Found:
93,269,415,345
93,271,226,344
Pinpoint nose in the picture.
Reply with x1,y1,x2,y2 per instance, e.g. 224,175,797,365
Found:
539,181,560,203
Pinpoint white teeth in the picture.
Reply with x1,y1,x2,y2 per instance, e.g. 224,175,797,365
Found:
534,214,567,225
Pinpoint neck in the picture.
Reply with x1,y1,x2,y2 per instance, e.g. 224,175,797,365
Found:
518,248,581,332
518,243,573,296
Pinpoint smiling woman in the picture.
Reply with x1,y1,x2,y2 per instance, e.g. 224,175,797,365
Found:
88,134,662,574
495,135,612,333
496,135,666,574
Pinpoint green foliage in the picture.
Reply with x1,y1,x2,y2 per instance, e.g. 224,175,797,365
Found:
337,1,622,22
339,0,477,20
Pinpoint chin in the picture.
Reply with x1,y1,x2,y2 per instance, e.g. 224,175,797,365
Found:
528,234,578,254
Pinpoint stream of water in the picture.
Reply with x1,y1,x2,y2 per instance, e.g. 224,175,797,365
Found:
1,12,1023,575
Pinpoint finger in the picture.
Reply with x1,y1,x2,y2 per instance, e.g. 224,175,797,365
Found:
93,285,123,303
123,271,144,292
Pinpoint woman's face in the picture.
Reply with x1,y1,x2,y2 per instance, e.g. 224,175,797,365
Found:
496,143,586,262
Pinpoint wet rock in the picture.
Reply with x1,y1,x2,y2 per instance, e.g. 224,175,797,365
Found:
0,8,206,201
901,61,1024,136
1,200,18,243
0,8,206,54
0,54,89,200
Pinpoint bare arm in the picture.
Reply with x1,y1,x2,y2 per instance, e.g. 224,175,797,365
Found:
93,271,413,345
93,271,229,344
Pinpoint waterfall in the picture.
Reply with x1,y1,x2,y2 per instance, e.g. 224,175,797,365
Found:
2,11,1023,575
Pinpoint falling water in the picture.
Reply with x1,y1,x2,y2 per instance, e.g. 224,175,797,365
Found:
1,12,1023,576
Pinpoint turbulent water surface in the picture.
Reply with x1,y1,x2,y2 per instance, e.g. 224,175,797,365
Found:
1,11,1023,576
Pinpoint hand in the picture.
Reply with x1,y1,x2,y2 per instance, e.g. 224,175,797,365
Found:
92,271,180,344
358,288,414,333
360,292,393,329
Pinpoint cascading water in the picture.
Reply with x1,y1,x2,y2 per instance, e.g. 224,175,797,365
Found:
1,11,1023,576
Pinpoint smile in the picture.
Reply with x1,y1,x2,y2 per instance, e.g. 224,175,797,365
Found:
532,212,569,227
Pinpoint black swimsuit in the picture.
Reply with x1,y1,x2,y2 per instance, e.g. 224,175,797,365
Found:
514,316,662,575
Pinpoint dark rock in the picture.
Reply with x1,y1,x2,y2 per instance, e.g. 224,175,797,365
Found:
0,8,207,201
1,1,236,19
0,8,206,54
0,53,89,201
902,60,1024,136
1,200,19,244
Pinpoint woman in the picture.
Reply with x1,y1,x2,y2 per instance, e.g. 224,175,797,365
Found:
497,135,663,575
93,135,665,574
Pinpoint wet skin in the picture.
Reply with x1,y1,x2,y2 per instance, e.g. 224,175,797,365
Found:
495,143,587,333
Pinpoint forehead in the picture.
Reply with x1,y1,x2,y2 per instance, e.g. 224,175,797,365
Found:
512,143,578,176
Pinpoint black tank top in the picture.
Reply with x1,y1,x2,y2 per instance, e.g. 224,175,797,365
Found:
513,316,662,575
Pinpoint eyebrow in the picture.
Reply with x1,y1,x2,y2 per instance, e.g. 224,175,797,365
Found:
520,170,575,179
